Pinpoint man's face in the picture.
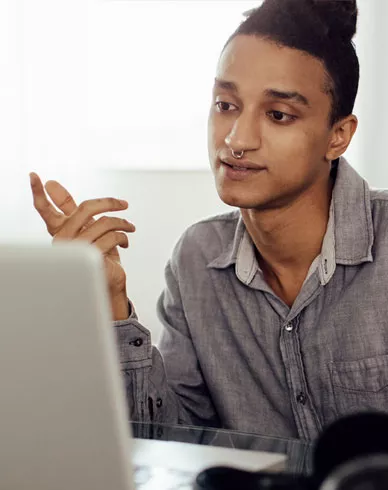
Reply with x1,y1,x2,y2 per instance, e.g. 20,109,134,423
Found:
208,35,335,210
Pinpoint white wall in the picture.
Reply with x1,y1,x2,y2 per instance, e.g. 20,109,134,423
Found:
354,0,388,187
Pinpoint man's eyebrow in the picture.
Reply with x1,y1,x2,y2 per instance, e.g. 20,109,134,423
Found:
213,80,311,107
213,78,238,92
264,88,310,107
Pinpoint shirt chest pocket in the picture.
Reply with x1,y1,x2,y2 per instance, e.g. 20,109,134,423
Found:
330,355,388,417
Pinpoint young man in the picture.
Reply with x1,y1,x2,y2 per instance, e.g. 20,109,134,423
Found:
31,0,388,441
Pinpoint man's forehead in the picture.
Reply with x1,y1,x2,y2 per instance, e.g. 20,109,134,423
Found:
216,35,329,100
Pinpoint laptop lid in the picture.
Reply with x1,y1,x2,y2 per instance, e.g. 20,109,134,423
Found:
0,243,134,490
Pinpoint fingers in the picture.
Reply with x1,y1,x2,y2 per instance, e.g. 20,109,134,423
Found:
45,180,78,216
54,198,129,239
77,216,136,243
30,172,131,243
94,231,129,253
29,172,65,235
45,179,95,231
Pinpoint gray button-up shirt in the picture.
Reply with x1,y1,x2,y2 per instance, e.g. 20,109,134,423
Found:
115,158,388,440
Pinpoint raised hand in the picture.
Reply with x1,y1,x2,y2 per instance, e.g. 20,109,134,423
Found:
29,172,135,320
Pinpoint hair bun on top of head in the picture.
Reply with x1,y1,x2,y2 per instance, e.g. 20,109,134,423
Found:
310,0,358,43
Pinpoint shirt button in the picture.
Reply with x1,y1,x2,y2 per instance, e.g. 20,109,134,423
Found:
296,392,307,405
156,398,163,408
285,323,293,332
131,338,143,347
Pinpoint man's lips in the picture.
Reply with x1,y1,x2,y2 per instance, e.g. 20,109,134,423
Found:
219,158,266,182
221,157,267,171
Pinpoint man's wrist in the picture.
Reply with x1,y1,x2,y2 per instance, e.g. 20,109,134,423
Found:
110,292,130,321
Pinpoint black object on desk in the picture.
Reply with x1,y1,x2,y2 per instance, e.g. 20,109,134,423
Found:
193,412,388,490
194,466,313,489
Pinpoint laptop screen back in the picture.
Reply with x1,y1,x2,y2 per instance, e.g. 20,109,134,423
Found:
0,244,134,490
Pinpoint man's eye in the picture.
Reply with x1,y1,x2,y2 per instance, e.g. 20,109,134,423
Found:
268,110,296,123
215,101,237,112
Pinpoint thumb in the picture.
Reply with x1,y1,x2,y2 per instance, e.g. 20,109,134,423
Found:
45,180,78,216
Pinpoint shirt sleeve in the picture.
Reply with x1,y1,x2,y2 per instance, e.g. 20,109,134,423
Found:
113,258,220,428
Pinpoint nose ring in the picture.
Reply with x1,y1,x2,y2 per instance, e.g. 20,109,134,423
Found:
231,149,244,159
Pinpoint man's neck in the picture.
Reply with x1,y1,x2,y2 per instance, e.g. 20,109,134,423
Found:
240,175,334,306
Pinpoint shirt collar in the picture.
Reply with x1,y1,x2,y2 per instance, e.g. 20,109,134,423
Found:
207,216,259,285
331,157,374,265
308,198,335,286
207,214,245,270
207,157,374,279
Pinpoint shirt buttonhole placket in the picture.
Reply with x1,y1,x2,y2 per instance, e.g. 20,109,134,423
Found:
323,257,328,275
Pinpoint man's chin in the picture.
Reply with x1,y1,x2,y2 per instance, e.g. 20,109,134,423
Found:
216,188,280,212
217,190,262,210
214,177,268,209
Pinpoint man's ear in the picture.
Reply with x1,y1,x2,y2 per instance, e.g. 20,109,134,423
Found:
325,115,358,161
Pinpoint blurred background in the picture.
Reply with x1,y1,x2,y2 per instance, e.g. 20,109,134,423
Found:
1,0,387,340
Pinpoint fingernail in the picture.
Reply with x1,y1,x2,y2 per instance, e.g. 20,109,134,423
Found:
119,199,128,207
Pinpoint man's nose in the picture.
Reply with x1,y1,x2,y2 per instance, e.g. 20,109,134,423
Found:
224,113,261,153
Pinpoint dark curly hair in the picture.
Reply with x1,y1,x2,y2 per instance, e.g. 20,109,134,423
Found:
226,0,359,126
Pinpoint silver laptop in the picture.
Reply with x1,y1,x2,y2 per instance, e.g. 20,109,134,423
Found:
0,243,286,490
